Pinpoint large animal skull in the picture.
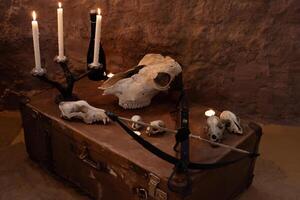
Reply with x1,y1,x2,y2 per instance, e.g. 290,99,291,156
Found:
220,110,243,134
205,116,225,143
101,54,182,109
59,100,110,124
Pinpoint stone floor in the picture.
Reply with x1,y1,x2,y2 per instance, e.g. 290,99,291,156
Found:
0,111,299,200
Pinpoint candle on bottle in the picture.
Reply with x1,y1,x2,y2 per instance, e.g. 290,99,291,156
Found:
32,11,41,70
57,2,65,60
92,8,102,66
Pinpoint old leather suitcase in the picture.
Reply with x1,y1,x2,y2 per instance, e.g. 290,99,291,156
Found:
20,78,262,200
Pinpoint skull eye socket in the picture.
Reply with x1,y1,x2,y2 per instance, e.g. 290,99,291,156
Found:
153,72,171,90
211,134,217,140
222,119,231,128
217,122,224,129
234,121,242,131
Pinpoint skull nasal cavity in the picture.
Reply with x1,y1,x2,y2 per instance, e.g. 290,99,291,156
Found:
154,72,171,88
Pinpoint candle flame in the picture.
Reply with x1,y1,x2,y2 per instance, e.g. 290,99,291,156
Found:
205,109,216,117
32,11,37,20
58,2,62,8
107,73,114,78
97,8,101,15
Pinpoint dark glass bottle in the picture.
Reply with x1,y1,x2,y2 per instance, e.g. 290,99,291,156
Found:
87,10,107,81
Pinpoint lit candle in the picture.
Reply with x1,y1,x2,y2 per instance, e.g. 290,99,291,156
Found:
31,11,41,70
92,8,102,66
205,109,216,117
107,72,114,78
57,2,65,60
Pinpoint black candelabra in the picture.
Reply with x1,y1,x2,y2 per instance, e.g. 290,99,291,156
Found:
31,10,107,104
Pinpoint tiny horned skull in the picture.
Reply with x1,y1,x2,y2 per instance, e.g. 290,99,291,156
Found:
220,110,243,135
205,116,225,143
59,100,110,124
131,115,143,130
146,120,166,136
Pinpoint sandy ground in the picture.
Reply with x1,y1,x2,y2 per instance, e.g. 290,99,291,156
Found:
0,111,299,200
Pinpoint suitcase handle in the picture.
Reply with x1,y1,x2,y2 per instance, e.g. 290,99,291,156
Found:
77,145,102,171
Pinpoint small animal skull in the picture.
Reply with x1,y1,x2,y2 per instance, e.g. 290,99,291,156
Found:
220,111,243,134
59,100,110,124
131,115,143,130
101,54,182,109
146,120,166,136
205,116,225,143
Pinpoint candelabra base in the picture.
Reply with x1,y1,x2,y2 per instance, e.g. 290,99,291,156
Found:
54,55,68,63
55,94,79,104
31,67,47,76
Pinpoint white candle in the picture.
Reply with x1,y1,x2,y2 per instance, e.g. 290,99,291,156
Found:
32,11,41,70
92,8,102,66
57,2,65,60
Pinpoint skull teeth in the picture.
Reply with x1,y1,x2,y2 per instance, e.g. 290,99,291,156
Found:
91,117,109,124
119,101,150,109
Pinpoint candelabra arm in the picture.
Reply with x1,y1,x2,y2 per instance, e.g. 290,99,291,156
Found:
58,62,75,84
74,70,91,81
32,61,94,104
58,61,91,89
35,74,67,96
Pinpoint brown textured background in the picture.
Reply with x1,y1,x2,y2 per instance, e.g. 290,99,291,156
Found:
0,0,299,123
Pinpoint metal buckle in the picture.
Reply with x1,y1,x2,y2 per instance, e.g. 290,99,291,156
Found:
136,188,148,200
148,173,160,198
148,173,167,200
78,145,88,160
156,189,167,200
149,173,160,185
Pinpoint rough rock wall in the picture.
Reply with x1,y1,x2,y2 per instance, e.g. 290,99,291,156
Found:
0,0,299,122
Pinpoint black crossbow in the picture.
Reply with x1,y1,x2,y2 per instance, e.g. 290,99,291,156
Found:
105,90,261,195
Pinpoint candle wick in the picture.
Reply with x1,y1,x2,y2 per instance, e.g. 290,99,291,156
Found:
32,11,37,21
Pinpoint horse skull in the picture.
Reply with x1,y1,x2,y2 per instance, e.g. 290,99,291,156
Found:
101,54,182,109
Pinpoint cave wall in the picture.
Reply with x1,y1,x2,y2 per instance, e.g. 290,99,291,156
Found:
0,0,299,122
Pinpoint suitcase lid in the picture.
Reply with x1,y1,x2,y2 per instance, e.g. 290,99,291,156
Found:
28,78,255,180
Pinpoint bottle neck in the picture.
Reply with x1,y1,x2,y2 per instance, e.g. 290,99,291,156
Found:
90,11,97,39
90,21,96,39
